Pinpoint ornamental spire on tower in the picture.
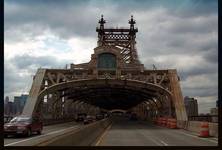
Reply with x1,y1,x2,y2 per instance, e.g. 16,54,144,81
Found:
128,15,136,30
98,14,106,29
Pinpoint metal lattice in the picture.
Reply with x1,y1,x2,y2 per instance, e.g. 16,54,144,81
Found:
96,15,140,64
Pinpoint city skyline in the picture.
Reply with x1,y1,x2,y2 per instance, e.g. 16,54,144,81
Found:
4,0,218,113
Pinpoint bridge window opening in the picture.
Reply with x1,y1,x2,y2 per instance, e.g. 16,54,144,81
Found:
62,91,65,102
44,80,48,86
97,53,116,69
43,95,47,103
44,80,48,89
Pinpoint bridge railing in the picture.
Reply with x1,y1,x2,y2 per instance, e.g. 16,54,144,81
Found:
188,115,218,123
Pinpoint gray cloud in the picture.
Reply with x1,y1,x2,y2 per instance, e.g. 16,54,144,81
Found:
4,61,32,98
4,0,218,113
11,54,65,69
5,0,217,39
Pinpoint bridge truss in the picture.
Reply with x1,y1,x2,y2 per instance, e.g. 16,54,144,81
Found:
22,16,188,128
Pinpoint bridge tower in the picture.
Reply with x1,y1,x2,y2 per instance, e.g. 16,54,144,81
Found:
96,15,140,64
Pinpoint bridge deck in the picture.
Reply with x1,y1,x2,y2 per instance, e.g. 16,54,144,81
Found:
96,116,218,146
4,121,80,146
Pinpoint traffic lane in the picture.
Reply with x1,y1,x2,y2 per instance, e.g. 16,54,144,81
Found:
4,121,81,146
98,117,217,146
136,122,217,146
98,117,163,146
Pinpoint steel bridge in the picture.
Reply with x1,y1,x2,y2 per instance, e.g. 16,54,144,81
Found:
4,16,218,147
22,15,187,127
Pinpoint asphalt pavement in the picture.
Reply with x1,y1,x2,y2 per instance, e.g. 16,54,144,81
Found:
4,121,81,146
96,116,218,146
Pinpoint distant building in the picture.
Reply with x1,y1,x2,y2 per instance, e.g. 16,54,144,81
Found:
4,96,9,115
4,96,15,116
14,94,28,115
184,96,198,116
216,99,220,108
4,96,9,104
4,101,16,116
210,108,218,115
210,104,218,123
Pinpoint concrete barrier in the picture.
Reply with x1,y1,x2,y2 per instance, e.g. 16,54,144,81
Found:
183,121,218,137
43,118,76,126
186,121,201,133
37,118,112,146
209,122,218,137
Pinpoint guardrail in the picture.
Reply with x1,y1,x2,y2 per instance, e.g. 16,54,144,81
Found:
188,115,218,123
153,117,218,137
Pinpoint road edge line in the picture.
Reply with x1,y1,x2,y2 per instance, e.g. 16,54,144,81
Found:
95,123,112,146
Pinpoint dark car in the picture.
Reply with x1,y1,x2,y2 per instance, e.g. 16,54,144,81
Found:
4,116,43,137
76,113,87,122
130,113,138,121
96,114,104,120
84,115,95,125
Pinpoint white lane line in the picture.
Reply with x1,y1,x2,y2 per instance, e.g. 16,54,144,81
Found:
138,129,168,146
95,123,112,146
147,137,162,146
160,140,168,146
138,130,161,146
178,131,218,144
5,126,79,146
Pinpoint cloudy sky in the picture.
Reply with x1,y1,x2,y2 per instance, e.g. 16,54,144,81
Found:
4,0,218,114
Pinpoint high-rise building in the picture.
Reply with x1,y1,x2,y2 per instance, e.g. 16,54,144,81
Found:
184,96,198,116
210,100,218,123
4,101,16,116
14,94,28,115
4,96,16,116
4,96,9,115
4,96,9,104
216,99,220,107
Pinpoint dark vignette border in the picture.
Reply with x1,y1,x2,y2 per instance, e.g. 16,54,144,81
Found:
1,0,4,149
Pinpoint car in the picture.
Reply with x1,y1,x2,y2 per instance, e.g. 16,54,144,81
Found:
4,115,13,124
84,115,95,125
4,116,43,137
96,114,104,120
76,113,87,122
130,113,138,121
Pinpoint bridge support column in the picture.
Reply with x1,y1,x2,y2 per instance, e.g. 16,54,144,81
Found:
168,70,188,128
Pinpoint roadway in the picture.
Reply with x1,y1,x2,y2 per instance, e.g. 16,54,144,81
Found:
4,121,81,146
96,116,218,146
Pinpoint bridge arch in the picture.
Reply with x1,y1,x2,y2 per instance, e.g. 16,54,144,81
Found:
29,79,174,120
109,109,127,114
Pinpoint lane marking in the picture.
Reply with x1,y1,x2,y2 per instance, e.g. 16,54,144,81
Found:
95,123,112,146
146,136,162,146
138,131,162,146
5,126,79,146
153,125,218,144
160,140,168,146
177,131,218,144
